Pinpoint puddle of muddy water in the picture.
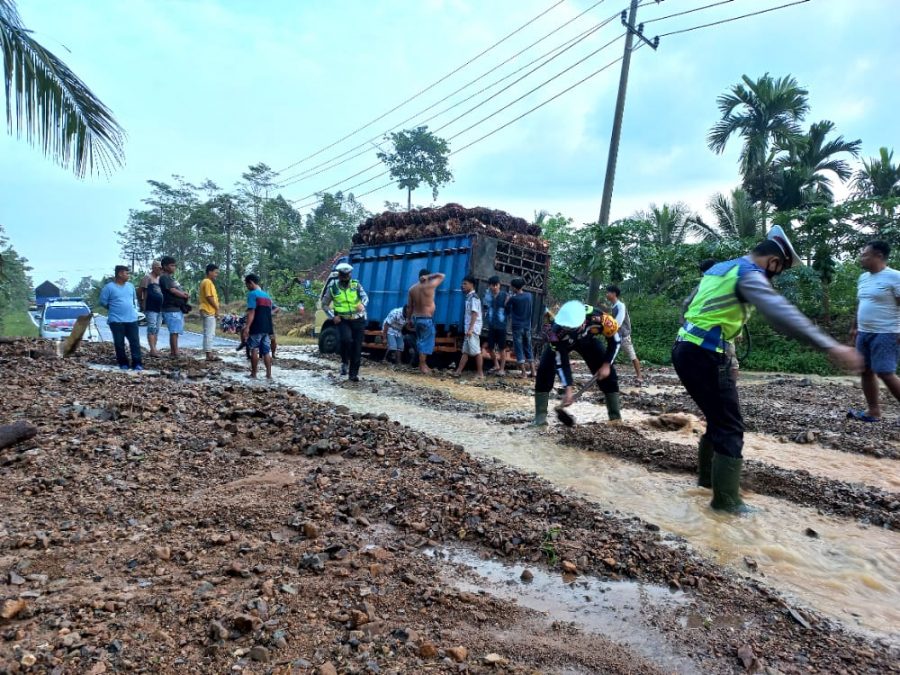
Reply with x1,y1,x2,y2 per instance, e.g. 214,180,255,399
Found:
424,544,702,674
222,356,900,643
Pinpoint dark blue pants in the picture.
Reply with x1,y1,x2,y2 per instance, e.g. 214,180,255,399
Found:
109,321,142,368
337,318,365,378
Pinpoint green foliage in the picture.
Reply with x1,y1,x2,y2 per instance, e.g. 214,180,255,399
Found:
117,165,369,306
0,224,32,333
540,527,561,566
1,0,125,176
377,126,452,210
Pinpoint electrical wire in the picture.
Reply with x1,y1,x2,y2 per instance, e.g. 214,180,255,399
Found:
277,11,621,190
289,0,814,210
642,0,738,24
656,0,811,37
286,32,626,204
274,2,615,188
276,0,568,173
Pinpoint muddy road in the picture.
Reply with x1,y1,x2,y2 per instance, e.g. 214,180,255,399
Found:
0,340,897,674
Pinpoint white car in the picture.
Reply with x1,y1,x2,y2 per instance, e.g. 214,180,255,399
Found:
40,299,102,342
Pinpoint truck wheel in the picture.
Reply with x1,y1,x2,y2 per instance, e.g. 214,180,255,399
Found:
318,326,339,354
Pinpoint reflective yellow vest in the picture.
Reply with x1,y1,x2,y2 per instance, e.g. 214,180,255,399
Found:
678,258,756,352
330,280,361,315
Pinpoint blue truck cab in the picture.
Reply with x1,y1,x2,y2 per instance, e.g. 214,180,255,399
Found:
314,233,549,357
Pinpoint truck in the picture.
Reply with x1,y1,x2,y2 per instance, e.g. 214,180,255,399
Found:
314,232,550,359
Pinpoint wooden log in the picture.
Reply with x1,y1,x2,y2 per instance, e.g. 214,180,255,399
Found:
62,314,92,357
0,421,37,451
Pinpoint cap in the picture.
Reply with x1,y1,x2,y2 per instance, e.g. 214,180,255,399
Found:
767,225,804,268
335,262,353,274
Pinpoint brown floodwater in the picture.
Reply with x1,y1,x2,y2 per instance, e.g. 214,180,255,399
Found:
226,352,900,643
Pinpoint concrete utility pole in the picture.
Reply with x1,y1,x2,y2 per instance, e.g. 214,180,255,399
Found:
588,0,659,304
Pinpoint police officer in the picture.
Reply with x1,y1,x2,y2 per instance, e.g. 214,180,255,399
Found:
322,263,368,382
533,300,622,425
674,226,861,513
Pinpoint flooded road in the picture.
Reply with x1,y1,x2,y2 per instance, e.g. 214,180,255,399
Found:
225,351,900,643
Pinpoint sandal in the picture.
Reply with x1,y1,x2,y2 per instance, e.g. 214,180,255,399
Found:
847,409,881,423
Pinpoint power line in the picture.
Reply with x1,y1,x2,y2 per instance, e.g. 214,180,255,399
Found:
657,0,810,37
275,1,615,188
276,0,568,174
287,31,627,204
277,11,621,190
643,0,738,24
290,0,813,211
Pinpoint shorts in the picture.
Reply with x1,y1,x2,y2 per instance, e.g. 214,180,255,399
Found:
619,334,637,361
511,326,533,362
462,334,481,356
386,332,404,351
856,332,899,374
145,311,162,336
201,312,216,351
414,317,435,355
247,333,271,356
487,328,506,351
162,311,184,335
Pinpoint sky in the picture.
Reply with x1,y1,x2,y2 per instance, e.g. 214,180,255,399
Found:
2,0,898,287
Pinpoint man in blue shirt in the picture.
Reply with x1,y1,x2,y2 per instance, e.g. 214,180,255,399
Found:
99,265,143,371
483,275,508,375
506,277,535,377
241,273,274,379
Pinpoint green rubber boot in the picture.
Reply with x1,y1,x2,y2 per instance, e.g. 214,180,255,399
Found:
697,435,714,489
532,391,550,426
710,453,748,513
605,392,622,422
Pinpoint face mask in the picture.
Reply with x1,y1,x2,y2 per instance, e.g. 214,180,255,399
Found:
765,260,782,279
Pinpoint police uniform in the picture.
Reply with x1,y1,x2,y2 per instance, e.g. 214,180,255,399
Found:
324,272,368,380
534,303,622,424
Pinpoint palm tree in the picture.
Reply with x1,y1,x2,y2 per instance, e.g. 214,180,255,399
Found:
853,147,900,198
708,73,809,216
689,189,761,241
770,120,861,208
1,0,124,176
638,202,711,246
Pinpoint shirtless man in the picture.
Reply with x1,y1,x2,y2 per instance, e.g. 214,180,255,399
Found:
407,268,445,374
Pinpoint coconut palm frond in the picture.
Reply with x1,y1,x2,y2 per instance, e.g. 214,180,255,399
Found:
1,0,125,176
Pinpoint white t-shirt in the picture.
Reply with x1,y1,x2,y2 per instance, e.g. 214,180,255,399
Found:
857,267,900,333
464,291,483,334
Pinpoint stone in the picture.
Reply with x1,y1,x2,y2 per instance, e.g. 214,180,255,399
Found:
153,545,171,561
602,557,617,568
560,560,577,574
303,522,320,539
419,642,438,658
209,620,229,641
349,609,369,627
21,653,37,667
8,571,25,585
447,646,468,662
318,663,338,675
744,557,758,571
233,613,260,634
249,645,270,662
737,644,759,671
520,569,534,582
804,527,819,538
484,652,508,665
1,598,26,620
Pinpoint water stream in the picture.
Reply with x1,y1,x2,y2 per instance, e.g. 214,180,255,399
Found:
224,354,900,642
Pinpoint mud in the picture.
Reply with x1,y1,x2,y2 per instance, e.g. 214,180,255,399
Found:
0,340,898,674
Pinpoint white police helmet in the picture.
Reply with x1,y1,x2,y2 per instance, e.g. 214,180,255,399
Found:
555,300,587,329
766,225,804,268
335,262,353,274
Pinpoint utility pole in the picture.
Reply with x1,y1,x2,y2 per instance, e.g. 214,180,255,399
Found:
224,201,233,303
588,0,659,304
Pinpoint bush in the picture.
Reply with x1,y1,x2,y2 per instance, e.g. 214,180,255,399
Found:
627,295,844,375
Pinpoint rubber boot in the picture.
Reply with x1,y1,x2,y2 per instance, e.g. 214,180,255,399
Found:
697,435,714,488
604,392,622,422
710,453,748,513
532,391,549,426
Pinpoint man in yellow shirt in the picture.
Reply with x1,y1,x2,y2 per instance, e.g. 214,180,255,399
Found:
199,264,221,361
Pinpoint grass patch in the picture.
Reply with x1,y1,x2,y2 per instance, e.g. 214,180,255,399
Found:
0,309,38,338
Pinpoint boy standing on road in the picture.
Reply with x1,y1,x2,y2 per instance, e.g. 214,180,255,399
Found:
453,275,484,379
138,260,163,357
849,240,900,422
158,256,190,358
241,274,274,379
199,264,221,361
506,277,535,378
99,266,143,371
606,285,643,385
407,269,445,375
483,275,508,375
382,305,408,366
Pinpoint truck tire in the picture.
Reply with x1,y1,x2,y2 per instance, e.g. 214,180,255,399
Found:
318,325,340,355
